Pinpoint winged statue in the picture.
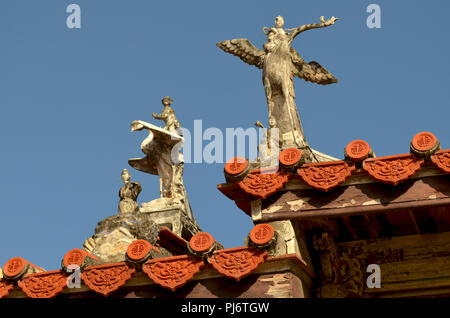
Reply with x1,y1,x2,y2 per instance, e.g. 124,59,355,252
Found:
217,15,338,150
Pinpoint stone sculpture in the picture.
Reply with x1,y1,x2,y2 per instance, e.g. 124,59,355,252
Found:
118,169,142,215
129,97,196,224
82,169,167,263
152,96,181,134
217,15,338,150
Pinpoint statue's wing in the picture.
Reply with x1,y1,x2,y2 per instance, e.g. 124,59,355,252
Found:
291,48,338,85
216,39,265,69
129,120,183,175
128,157,158,175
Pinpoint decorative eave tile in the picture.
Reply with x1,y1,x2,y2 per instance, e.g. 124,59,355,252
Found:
297,160,355,191
18,270,67,298
238,170,289,199
208,246,268,281
2,257,44,280
142,255,204,291
431,149,450,173
363,153,424,185
62,248,100,271
81,262,135,297
0,279,14,298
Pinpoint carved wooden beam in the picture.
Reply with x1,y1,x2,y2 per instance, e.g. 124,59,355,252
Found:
313,232,365,298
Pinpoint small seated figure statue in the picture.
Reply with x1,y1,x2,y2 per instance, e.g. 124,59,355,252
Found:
118,169,142,215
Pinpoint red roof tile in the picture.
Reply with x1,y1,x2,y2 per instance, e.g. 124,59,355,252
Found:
189,232,215,254
18,270,67,298
345,139,372,162
0,280,14,298
238,170,289,199
143,255,204,291
208,246,268,281
298,160,355,191
157,227,189,255
279,147,303,167
2,257,43,280
126,239,160,262
249,224,275,246
81,262,135,297
363,154,424,185
218,132,449,209
431,150,450,173
62,249,99,271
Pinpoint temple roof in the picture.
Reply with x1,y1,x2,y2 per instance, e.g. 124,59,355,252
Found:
3,131,449,298
0,225,291,298
218,131,450,242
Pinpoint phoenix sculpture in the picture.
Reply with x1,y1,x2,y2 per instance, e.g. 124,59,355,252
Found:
217,15,338,151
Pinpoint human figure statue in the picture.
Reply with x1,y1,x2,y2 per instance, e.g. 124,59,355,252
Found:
118,169,142,215
152,96,181,134
217,15,338,149
151,97,185,205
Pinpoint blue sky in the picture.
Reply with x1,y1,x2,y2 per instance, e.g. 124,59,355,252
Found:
1,0,449,270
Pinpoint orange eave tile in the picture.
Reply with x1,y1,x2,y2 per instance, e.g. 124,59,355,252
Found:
143,255,204,291
208,246,268,281
81,262,135,297
217,132,450,213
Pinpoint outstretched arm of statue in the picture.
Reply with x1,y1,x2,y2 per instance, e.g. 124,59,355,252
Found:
289,16,338,42
152,112,166,120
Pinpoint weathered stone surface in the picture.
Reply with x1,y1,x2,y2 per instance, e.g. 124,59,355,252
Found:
259,273,294,298
86,227,136,263
140,204,202,241
84,210,174,263
95,213,160,243
140,197,180,212
268,221,297,256
82,237,96,254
